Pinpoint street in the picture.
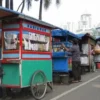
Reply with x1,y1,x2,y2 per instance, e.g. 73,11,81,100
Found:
0,1,100,100
4,69,100,100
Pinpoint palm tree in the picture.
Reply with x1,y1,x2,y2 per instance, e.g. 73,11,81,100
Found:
4,0,13,10
17,0,32,13
21,0,25,13
0,0,2,6
17,0,60,20
38,0,60,20
5,0,10,9
10,0,13,10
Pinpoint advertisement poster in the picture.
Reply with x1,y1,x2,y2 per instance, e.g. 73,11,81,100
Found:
23,31,50,51
4,31,50,52
4,31,19,50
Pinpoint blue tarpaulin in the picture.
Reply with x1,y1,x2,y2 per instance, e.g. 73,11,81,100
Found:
51,29,69,36
53,52,72,57
52,29,80,39
76,33,86,38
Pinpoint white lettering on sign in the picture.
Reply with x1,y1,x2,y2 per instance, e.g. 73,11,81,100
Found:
28,32,46,42
23,31,50,51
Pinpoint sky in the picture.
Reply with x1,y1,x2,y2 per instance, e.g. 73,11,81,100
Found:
3,0,100,32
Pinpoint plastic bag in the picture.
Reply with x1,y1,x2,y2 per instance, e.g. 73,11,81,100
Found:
94,44,100,54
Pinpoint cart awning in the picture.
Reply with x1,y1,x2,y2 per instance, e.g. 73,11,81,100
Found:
77,33,96,40
0,7,19,18
0,7,60,29
52,29,80,39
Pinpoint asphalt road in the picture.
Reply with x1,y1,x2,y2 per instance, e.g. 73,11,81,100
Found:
1,70,100,100
44,70,100,100
57,77,100,100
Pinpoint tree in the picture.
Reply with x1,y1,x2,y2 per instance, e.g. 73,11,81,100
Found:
21,0,25,13
5,0,13,10
0,0,2,6
17,0,33,13
17,0,60,20
5,0,10,8
34,0,60,20
10,0,13,10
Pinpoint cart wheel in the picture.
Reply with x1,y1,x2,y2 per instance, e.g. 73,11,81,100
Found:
30,70,47,100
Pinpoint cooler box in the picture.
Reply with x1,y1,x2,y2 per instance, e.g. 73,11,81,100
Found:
52,52,72,72
52,52,71,57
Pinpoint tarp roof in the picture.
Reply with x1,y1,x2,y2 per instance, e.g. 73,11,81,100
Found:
0,7,59,29
76,33,85,38
76,33,96,40
52,29,69,36
52,29,80,39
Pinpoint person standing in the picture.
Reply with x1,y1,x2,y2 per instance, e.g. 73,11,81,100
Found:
91,45,96,72
62,39,81,83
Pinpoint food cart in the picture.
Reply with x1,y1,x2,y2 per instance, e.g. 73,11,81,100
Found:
52,29,80,84
77,33,96,73
0,7,56,100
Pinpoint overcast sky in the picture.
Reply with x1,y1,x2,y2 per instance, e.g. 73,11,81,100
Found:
3,0,100,32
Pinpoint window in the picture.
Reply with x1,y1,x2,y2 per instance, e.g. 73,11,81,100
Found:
22,31,50,52
4,31,19,50
3,24,19,29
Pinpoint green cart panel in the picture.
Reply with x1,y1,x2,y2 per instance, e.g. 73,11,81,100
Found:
22,60,52,87
2,60,52,88
2,64,20,86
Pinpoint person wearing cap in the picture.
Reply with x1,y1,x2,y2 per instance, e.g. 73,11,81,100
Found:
61,39,81,83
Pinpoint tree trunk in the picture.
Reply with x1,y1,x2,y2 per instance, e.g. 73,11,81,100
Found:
10,0,13,10
0,0,2,6
21,0,25,13
39,0,43,20
17,0,24,12
5,0,10,9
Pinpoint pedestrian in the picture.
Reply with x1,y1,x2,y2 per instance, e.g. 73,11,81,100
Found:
61,39,81,83
91,45,96,72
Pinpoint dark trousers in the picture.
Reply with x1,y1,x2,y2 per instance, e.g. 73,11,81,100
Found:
72,61,81,81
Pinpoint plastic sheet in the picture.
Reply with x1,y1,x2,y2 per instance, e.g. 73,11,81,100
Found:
53,52,72,57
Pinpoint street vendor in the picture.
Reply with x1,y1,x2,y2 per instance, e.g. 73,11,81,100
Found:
61,39,81,83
